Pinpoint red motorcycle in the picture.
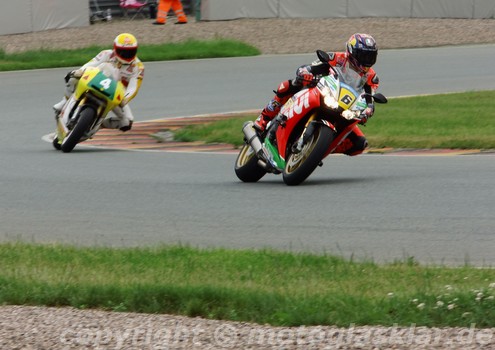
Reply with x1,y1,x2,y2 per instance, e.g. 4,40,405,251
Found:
235,50,387,186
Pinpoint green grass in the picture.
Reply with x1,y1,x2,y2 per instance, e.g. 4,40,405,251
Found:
174,91,495,149
1,243,494,327
0,39,260,71
366,91,495,149
173,117,245,146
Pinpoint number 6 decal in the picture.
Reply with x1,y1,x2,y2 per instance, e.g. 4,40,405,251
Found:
340,94,353,105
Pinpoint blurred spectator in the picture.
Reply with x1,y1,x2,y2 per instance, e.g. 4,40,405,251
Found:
153,0,187,25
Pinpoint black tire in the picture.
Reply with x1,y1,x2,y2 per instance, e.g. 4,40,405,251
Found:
234,144,267,182
283,125,334,186
61,108,96,153
52,135,61,150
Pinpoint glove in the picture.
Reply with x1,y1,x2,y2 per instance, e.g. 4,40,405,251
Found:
359,104,375,125
295,67,315,87
72,69,84,78
64,69,83,83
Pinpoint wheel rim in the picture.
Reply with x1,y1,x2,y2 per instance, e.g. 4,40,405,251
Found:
285,134,317,174
236,145,256,168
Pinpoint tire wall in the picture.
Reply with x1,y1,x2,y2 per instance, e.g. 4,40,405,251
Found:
199,0,495,20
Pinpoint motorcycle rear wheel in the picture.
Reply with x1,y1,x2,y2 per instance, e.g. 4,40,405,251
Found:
234,144,267,182
61,107,96,153
283,126,334,186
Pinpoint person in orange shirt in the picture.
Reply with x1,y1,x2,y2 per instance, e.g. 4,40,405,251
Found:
153,0,187,25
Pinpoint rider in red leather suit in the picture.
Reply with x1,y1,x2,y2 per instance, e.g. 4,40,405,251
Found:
254,33,380,156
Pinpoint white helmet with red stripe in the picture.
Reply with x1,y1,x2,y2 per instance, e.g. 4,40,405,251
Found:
113,33,138,64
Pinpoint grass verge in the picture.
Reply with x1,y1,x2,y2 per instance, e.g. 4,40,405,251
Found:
1,243,494,327
0,39,260,71
173,90,495,149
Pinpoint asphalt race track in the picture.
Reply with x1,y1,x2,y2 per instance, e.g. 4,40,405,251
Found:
1,45,494,266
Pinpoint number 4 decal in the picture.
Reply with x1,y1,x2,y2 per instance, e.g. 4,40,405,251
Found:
99,78,112,90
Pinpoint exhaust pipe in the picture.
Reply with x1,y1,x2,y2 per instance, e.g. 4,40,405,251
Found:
242,121,279,172
242,121,263,156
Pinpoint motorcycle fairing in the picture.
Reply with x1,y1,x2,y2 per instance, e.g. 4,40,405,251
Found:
276,88,322,159
264,138,285,170
77,67,124,112
324,123,360,158
86,71,118,100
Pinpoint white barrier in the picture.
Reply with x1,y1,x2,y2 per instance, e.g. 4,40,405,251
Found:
0,0,89,35
199,0,495,20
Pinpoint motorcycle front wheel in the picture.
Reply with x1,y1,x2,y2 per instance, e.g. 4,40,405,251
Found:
234,144,267,182
283,126,334,186
52,135,62,150
61,107,96,153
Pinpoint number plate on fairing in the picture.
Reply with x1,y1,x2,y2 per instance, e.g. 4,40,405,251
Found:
88,71,117,99
337,83,358,110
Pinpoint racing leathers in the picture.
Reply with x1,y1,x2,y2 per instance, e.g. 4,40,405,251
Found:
254,51,380,156
53,50,145,131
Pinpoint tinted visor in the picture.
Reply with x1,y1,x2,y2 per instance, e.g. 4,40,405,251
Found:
354,49,377,67
116,47,137,61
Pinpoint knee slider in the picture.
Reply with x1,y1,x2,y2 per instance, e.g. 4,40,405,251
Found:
344,137,368,156
354,136,368,151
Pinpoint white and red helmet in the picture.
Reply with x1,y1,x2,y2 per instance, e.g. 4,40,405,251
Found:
113,33,138,64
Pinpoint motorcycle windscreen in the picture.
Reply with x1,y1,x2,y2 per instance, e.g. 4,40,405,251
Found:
334,65,367,92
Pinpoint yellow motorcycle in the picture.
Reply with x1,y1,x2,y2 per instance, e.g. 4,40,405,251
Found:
52,63,126,153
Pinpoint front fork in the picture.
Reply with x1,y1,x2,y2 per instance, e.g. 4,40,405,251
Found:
55,95,105,142
55,95,78,141
291,113,336,155
291,113,316,154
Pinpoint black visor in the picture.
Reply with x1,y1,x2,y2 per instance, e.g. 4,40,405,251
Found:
354,49,377,67
117,47,137,61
